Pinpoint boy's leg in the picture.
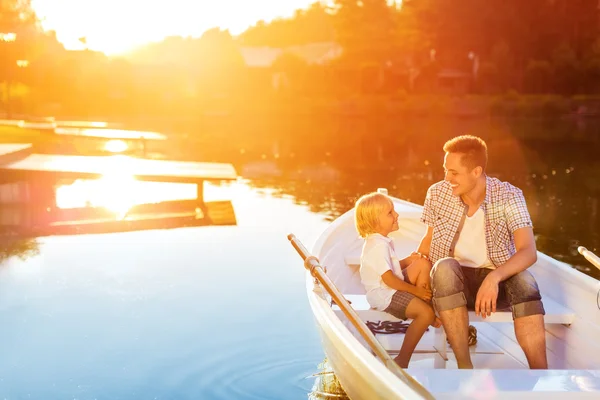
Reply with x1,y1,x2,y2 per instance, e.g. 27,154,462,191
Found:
396,297,436,368
404,258,440,327
404,258,432,289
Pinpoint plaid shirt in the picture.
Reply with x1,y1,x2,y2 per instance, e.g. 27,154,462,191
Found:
421,176,533,267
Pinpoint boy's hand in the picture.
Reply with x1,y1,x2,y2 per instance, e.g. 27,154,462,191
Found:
413,286,432,301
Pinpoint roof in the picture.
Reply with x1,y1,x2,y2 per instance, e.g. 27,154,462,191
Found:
2,154,237,183
438,69,471,79
240,42,342,67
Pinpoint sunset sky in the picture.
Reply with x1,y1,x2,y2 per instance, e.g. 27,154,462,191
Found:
31,0,318,55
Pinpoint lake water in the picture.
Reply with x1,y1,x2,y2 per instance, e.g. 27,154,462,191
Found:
0,181,332,399
1,116,599,398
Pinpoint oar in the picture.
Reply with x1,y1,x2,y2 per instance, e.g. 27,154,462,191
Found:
578,246,600,271
287,233,435,400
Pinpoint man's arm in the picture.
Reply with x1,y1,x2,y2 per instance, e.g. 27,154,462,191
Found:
416,225,434,257
416,185,436,260
489,226,537,282
475,226,537,317
399,225,434,268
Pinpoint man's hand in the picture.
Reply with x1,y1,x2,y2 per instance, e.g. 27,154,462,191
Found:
475,272,500,318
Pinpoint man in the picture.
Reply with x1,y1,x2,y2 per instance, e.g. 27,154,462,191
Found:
415,135,547,369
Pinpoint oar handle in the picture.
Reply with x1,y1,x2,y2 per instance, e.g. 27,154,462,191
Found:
578,246,600,271
287,234,321,274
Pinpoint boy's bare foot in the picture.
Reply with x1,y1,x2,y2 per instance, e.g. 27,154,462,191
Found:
393,355,408,369
432,317,442,328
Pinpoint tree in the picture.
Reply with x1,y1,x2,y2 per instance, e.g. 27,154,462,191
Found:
194,28,246,98
239,2,335,47
331,0,398,65
1,0,64,116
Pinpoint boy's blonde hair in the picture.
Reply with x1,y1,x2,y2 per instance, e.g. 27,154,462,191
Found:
354,192,392,238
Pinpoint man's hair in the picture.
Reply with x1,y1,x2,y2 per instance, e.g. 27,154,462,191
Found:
443,135,488,172
354,192,392,238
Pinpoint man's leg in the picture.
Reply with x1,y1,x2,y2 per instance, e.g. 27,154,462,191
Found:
431,258,473,369
504,270,548,369
515,314,547,369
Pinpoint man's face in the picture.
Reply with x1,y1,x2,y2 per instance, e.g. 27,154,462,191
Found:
443,152,479,197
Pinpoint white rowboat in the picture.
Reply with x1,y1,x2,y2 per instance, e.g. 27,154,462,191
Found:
290,190,600,399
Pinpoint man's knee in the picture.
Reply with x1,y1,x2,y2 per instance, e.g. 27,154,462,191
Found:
431,258,467,312
431,257,462,292
504,270,546,319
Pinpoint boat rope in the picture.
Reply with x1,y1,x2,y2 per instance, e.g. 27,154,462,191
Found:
367,321,478,346
366,320,414,334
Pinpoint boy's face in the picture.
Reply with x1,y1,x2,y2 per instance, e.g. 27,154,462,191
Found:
377,199,399,236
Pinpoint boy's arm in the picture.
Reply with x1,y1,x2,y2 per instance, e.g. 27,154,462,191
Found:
381,271,431,301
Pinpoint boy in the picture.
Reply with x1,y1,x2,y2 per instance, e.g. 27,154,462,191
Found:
355,192,440,368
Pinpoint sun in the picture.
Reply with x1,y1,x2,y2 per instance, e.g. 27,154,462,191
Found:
32,0,318,55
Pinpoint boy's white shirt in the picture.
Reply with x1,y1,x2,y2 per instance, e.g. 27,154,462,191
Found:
360,233,402,310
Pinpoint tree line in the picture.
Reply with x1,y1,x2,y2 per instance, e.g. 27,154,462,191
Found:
2,0,600,119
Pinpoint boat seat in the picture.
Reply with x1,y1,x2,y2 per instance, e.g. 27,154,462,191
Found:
334,294,575,368
336,294,575,324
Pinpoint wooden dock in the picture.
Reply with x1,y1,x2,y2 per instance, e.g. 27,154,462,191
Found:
0,143,238,234
2,153,236,183
0,143,33,166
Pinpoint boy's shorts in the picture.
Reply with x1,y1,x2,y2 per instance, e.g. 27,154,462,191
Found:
383,269,416,320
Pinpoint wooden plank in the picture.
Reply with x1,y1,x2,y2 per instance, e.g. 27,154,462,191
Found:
339,294,574,324
0,144,32,166
1,154,237,183
471,323,529,368
543,323,600,369
374,326,505,355
0,144,31,156
476,322,573,370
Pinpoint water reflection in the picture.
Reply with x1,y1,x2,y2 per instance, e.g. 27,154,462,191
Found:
0,173,236,237
235,117,599,279
56,176,196,218
0,231,39,265
308,359,349,400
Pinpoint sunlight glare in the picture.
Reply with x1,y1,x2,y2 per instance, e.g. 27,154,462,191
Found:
56,175,198,218
32,0,318,54
104,139,129,153
94,173,137,219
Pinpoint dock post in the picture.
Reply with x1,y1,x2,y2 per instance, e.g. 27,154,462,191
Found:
196,180,210,223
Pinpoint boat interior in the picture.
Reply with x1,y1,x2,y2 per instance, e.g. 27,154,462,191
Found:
314,197,600,394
